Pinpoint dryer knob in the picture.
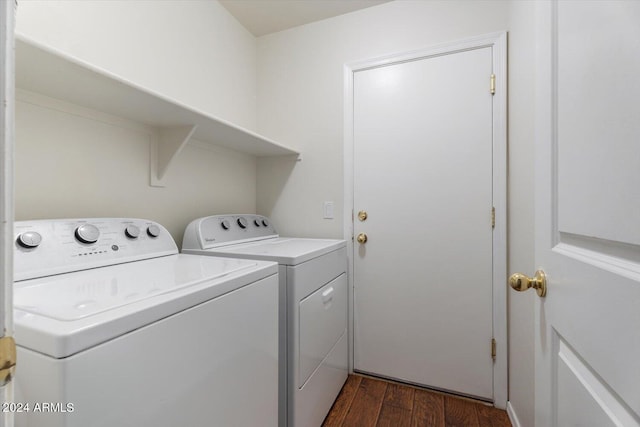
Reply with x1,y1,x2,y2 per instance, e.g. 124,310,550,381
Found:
17,231,42,248
147,225,161,238
221,220,231,230
254,219,261,227
125,225,141,239
237,217,248,229
261,219,269,227
75,224,100,244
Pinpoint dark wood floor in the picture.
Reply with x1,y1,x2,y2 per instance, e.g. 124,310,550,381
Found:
323,375,512,427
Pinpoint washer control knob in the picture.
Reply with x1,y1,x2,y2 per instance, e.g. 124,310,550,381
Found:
75,224,100,244
262,219,269,227
254,219,261,227
125,225,141,239
221,220,231,230
237,217,248,229
17,231,42,248
147,225,161,238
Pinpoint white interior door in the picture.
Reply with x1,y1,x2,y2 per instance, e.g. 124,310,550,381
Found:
352,44,497,400
534,1,640,426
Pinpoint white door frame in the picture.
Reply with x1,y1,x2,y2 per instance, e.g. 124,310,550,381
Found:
343,31,508,408
0,0,16,425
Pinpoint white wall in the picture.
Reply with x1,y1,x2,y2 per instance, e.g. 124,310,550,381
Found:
256,1,535,425
14,0,258,244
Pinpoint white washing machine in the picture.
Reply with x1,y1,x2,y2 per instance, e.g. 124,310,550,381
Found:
13,218,279,427
182,214,348,427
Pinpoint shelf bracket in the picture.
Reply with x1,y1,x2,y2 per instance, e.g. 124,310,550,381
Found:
150,125,197,187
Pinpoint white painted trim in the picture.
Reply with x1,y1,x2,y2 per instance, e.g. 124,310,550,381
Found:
0,0,15,337
0,0,15,417
348,31,508,72
343,31,508,407
343,63,355,373
491,31,509,410
507,401,523,427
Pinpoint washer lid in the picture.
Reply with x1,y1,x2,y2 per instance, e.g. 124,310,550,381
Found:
188,237,346,265
14,254,277,358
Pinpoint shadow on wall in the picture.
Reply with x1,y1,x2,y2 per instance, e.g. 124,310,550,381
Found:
256,154,299,217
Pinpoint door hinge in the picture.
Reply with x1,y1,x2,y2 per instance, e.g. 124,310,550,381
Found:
490,74,496,95
491,206,495,229
491,338,497,361
0,336,17,386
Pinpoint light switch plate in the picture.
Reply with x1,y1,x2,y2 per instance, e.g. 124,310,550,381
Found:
323,201,334,219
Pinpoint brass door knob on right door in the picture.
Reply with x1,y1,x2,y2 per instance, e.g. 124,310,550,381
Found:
356,233,368,244
509,270,547,297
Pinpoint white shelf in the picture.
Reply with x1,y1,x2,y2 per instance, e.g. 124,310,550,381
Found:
15,36,299,186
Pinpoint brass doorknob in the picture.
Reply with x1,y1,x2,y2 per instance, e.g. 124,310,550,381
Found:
509,270,547,297
356,233,368,244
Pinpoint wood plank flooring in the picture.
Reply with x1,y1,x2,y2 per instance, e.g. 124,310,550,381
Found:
323,375,511,427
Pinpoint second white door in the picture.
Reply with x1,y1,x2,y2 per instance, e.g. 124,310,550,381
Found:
353,45,495,400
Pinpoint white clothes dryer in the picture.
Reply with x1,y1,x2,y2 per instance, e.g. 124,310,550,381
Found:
13,218,279,427
182,214,348,427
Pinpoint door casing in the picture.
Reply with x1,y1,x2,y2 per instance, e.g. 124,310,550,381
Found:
0,0,16,421
343,31,508,408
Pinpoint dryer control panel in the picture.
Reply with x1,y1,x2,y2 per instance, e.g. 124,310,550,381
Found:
182,215,278,250
14,218,178,281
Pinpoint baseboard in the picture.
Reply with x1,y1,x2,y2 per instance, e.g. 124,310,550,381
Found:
506,401,523,427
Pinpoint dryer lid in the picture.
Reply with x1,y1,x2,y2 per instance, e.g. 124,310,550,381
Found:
189,237,346,266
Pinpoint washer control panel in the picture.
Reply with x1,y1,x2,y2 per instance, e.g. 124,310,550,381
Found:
182,215,277,250
15,218,178,281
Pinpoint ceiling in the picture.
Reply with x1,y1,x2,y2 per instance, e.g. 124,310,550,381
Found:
219,0,393,37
